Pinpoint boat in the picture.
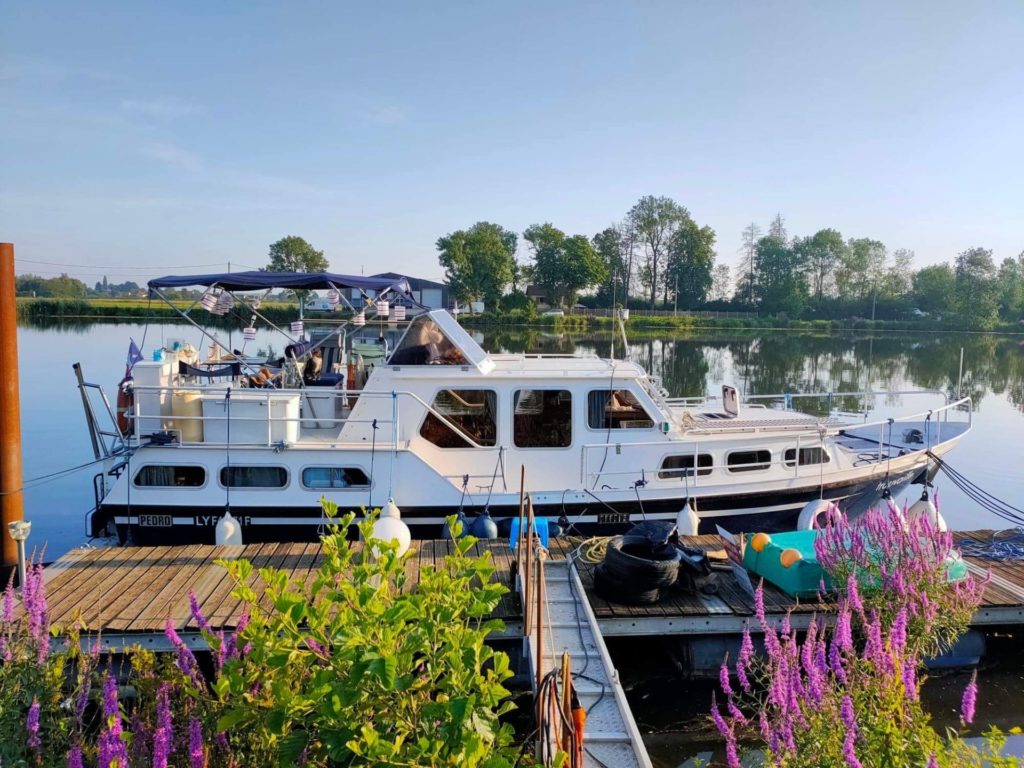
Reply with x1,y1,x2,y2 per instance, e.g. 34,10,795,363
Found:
75,270,972,545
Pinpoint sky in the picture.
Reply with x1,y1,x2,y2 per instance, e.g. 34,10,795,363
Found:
2,1,1023,286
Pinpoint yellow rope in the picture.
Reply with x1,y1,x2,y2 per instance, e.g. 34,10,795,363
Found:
574,536,614,564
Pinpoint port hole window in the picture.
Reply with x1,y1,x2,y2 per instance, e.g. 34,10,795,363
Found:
133,465,206,487
301,467,371,489
514,390,572,448
420,389,498,448
726,450,772,473
784,447,830,467
658,454,713,480
220,466,289,488
587,390,655,430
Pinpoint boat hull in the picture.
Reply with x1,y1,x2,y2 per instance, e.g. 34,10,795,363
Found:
101,465,922,545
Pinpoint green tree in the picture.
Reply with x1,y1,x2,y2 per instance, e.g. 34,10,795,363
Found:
882,248,915,299
436,222,517,308
627,195,688,307
266,235,329,273
737,222,763,305
523,223,606,308
592,226,627,305
797,228,846,300
710,263,732,301
996,255,1024,321
955,247,999,329
838,238,887,299
912,263,956,313
665,219,716,308
753,236,808,315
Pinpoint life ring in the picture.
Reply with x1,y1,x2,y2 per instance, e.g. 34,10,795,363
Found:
116,377,135,436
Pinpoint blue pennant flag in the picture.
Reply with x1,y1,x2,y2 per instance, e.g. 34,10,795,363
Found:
126,338,144,374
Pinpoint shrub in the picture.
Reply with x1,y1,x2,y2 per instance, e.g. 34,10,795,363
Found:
0,507,527,767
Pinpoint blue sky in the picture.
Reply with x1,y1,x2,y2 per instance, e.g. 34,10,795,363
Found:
2,1,1022,285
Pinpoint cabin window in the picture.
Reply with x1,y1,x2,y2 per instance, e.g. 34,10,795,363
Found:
784,447,831,467
389,315,465,365
658,454,713,479
726,450,772,473
514,390,572,448
133,465,205,487
420,389,497,448
301,467,371,489
219,466,288,488
587,390,655,430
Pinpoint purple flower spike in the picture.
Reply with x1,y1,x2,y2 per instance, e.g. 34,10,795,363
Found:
961,670,978,725
67,746,84,768
2,577,15,622
153,683,173,768
188,590,214,634
840,695,862,768
927,755,938,768
97,673,129,768
189,717,207,768
27,697,41,749
719,659,733,696
754,581,766,623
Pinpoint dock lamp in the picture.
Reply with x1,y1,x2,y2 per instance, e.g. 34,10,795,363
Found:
7,520,31,590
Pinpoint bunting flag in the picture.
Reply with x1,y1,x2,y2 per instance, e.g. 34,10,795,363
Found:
125,338,144,376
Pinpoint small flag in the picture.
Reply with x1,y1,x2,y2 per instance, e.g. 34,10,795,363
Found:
126,338,144,374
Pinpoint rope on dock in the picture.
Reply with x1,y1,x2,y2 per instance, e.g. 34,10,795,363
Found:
956,528,1024,561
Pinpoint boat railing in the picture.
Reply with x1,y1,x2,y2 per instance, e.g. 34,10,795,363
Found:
128,383,493,451
579,395,972,487
665,388,950,410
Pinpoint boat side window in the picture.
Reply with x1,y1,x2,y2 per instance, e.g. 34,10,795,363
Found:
658,454,713,480
784,447,830,467
389,315,465,365
133,465,205,487
301,467,370,489
587,389,655,430
420,389,498,448
726,450,772,473
220,466,289,488
514,389,572,448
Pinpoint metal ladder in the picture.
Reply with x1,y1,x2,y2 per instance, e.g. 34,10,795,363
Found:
528,555,652,768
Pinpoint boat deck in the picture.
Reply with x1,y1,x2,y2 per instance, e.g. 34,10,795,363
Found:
38,530,1024,650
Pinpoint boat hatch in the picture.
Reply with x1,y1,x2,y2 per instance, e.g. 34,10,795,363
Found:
389,310,494,374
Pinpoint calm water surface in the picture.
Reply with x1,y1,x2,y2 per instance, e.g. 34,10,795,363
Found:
15,319,1024,765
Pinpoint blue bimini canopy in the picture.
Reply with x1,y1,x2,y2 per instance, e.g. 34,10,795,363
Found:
148,270,418,301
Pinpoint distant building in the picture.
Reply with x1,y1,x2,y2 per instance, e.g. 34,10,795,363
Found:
344,272,449,312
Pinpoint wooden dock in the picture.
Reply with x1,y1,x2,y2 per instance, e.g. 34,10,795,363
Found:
42,540,523,650
39,531,1024,650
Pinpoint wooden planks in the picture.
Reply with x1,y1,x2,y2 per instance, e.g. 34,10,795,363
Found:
40,531,1024,644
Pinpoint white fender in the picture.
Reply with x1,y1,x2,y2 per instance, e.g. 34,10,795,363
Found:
676,498,700,536
796,498,832,531
216,509,244,546
906,489,947,532
370,498,411,556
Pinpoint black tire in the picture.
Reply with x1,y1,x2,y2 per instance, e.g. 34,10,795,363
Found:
593,563,661,606
604,535,680,591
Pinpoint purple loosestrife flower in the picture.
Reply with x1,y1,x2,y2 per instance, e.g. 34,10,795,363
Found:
27,697,41,749
737,627,753,692
189,717,206,768
846,575,864,618
901,658,918,702
67,746,84,768
840,695,862,768
152,683,173,768
754,581,766,624
188,590,214,634
2,577,14,621
726,699,747,725
98,673,129,768
165,617,203,686
927,754,938,768
961,670,978,725
719,659,734,696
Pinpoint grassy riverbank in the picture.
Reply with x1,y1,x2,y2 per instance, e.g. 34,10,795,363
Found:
16,297,1024,334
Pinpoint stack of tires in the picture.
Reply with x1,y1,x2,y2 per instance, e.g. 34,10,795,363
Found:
594,534,681,605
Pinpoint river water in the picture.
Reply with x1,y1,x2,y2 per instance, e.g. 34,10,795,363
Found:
14,319,1024,764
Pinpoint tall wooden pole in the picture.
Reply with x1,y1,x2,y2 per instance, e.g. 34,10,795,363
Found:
0,243,25,575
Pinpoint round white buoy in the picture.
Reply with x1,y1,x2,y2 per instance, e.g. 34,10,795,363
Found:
216,510,243,545
370,498,411,556
675,498,700,536
907,488,947,532
796,498,832,530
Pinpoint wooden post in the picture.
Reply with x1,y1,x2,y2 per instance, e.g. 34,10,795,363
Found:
560,650,573,754
0,243,25,577
535,546,545,724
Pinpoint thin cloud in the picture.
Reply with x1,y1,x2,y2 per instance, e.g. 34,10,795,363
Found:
122,97,202,119
365,105,406,126
141,142,205,171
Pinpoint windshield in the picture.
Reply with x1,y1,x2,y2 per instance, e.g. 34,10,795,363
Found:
388,315,466,365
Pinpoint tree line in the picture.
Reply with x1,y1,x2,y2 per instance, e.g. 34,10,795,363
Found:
437,199,1023,329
